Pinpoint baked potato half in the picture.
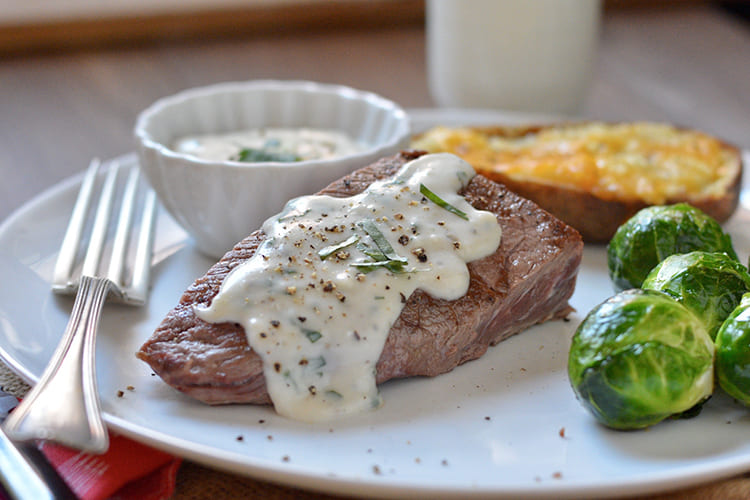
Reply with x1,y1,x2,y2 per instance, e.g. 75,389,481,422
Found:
411,123,743,243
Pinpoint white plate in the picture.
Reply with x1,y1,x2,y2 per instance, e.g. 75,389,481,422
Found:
1,109,749,499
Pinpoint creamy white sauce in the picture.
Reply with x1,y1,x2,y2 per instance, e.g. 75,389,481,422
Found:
174,127,364,162
196,153,502,422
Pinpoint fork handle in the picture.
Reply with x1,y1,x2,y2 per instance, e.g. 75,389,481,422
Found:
3,276,111,454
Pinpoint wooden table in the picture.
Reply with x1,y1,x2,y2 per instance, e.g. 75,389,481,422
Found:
1,4,749,499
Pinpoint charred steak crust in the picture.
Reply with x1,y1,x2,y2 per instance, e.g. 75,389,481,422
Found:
137,151,583,405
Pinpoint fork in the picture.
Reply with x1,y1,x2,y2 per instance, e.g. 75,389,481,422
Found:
3,157,157,454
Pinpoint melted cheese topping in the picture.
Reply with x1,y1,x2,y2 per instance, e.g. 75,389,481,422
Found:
411,122,737,205
196,153,502,422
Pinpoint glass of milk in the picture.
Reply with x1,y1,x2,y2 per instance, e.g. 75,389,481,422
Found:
426,0,602,114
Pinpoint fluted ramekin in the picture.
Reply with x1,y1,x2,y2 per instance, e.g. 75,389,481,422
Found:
135,80,410,258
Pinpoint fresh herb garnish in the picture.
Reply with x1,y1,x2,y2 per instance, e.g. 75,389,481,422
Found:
303,329,322,343
307,356,326,371
357,220,407,264
419,183,469,220
325,390,343,400
233,148,300,163
282,370,299,391
318,235,359,260
356,242,386,261
351,221,411,273
351,260,409,274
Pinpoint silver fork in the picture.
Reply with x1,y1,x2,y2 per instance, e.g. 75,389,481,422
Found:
3,157,157,454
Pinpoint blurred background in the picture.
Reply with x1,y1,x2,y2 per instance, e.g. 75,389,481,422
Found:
0,0,748,219
1,0,747,55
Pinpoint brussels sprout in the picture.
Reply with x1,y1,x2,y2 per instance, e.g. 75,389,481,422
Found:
607,203,738,291
715,293,750,406
568,288,714,430
643,251,750,339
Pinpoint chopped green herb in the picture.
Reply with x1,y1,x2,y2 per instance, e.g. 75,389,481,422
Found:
419,183,469,220
357,242,386,262
358,220,407,263
303,329,322,343
352,222,412,274
282,370,299,391
307,356,326,371
318,235,359,260
234,148,300,163
325,390,343,400
351,260,410,274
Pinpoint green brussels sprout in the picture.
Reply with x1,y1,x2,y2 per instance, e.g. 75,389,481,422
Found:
568,288,714,430
607,203,738,291
715,293,750,406
643,251,750,339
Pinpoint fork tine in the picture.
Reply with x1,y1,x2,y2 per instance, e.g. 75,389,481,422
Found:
52,158,101,293
106,166,139,289
126,188,157,305
81,160,120,278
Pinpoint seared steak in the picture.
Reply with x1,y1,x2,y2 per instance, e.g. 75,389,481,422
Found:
137,151,583,405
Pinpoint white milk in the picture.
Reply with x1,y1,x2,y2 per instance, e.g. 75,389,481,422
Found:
426,0,602,114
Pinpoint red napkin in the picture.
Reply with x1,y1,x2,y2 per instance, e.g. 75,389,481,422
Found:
0,391,180,500
0,434,180,500
37,434,181,500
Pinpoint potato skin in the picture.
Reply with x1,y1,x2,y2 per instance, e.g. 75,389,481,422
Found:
413,124,743,243
481,169,741,244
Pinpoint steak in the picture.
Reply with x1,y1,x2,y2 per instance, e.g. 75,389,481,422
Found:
137,151,583,405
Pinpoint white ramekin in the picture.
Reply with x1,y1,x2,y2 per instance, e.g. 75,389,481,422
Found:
134,80,410,258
